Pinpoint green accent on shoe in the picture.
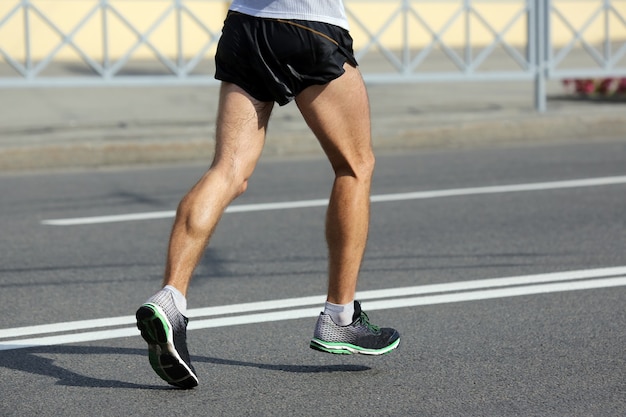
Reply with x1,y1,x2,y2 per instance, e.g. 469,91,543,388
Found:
136,302,198,388
143,303,171,342
310,337,400,356
137,303,172,382
310,301,401,357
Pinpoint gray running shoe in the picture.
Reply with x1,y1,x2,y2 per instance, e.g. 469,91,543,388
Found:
310,300,400,355
135,290,198,388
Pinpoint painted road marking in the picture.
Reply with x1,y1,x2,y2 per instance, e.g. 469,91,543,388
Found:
1,266,625,351
40,175,626,226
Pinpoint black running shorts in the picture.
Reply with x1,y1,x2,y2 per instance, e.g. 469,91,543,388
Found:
214,11,358,106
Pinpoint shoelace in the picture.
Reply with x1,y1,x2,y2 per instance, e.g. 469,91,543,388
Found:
355,311,380,333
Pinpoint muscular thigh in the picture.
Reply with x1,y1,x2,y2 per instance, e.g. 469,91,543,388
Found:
295,64,373,172
212,83,273,180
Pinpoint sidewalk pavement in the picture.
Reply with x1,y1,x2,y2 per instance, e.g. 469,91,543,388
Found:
1,79,625,171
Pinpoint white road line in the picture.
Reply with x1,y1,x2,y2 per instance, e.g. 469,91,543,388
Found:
41,175,626,226
1,267,625,351
4,266,625,339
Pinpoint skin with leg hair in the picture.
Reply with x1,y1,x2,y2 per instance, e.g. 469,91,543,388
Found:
162,64,373,308
295,64,374,305
163,82,274,296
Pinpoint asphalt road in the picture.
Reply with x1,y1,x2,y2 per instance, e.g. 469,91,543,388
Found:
0,138,625,416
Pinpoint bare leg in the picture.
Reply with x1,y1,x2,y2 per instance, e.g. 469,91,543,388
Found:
136,82,273,388
163,82,274,296
295,65,374,305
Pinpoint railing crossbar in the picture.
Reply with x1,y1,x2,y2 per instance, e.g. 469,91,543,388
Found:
0,1,21,28
349,4,405,71
551,3,608,67
0,0,625,112
27,1,105,77
106,2,179,76
469,6,530,71
0,46,27,76
408,5,468,72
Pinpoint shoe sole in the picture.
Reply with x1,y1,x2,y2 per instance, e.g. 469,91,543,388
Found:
309,337,400,355
136,303,198,389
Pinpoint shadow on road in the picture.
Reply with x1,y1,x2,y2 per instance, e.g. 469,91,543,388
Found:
0,345,370,390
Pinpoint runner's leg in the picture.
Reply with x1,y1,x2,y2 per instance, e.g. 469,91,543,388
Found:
295,64,374,305
163,82,274,295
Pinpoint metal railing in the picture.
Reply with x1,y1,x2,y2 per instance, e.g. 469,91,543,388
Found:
1,0,625,111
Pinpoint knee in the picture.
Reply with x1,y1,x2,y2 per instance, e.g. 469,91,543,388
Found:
223,172,250,199
360,151,376,180
176,171,249,237
337,150,375,183
237,177,250,196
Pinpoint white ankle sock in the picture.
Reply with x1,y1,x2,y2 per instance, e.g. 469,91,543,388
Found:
324,301,355,326
163,285,187,316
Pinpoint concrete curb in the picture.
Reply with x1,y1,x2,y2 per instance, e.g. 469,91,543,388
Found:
1,109,624,171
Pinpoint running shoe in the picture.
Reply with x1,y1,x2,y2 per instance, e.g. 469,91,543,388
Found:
135,290,198,388
310,300,400,355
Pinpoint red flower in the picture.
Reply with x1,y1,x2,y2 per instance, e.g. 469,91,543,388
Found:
597,78,615,95
575,79,596,94
564,77,626,96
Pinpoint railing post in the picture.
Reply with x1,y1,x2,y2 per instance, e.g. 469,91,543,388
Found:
102,0,110,79
401,0,409,74
604,0,610,65
23,0,32,79
534,0,548,112
465,0,472,69
176,0,184,75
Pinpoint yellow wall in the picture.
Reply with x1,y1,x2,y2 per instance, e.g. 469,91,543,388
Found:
1,0,625,62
